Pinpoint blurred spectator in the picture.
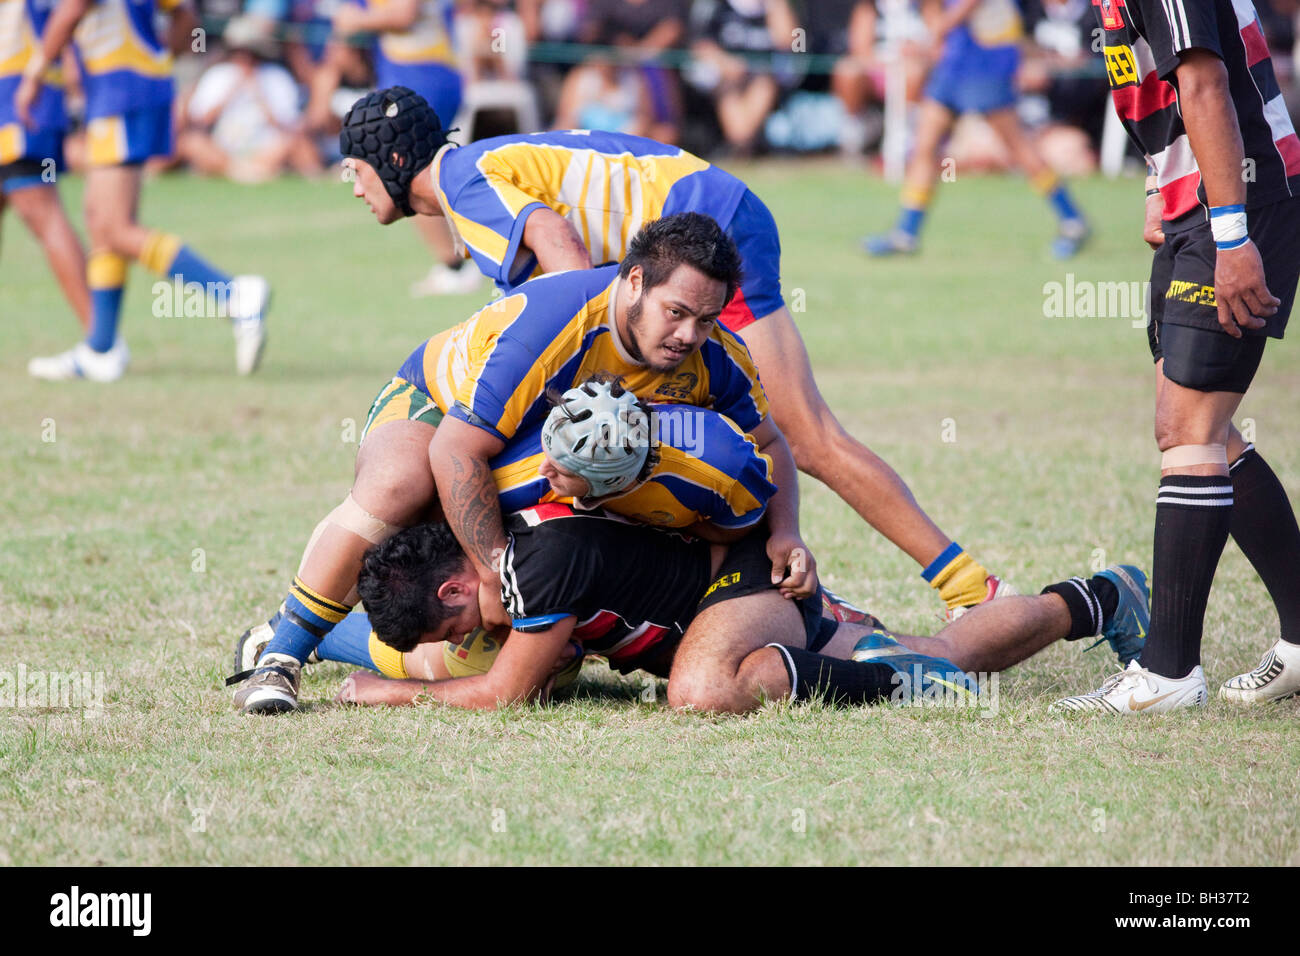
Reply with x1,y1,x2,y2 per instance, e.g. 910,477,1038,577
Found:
554,0,687,141
1018,0,1108,172
454,0,528,81
174,14,323,181
687,0,800,155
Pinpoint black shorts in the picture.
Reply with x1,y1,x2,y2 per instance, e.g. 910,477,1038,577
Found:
695,531,836,652
1148,197,1300,392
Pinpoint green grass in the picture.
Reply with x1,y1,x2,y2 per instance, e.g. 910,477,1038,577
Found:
2,164,1298,865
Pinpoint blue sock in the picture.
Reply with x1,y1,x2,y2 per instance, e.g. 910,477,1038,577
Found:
86,251,127,352
1048,185,1081,223
898,206,925,238
260,577,351,663
168,245,232,289
315,612,378,669
87,288,124,352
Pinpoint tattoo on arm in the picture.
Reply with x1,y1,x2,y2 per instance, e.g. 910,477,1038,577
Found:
446,451,506,572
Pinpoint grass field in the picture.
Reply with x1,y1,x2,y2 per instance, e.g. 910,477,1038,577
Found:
2,163,1298,866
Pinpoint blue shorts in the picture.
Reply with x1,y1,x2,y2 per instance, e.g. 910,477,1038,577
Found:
85,103,173,167
0,123,65,193
721,189,784,332
376,63,463,127
924,46,1019,115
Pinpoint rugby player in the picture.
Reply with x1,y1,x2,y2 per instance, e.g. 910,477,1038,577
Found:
1,0,90,336
1055,0,1300,714
15,0,270,382
323,504,1148,715
864,0,1090,259
230,214,812,714
306,0,479,296
338,86,1011,621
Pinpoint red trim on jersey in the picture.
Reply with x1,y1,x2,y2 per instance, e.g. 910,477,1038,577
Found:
1092,0,1125,31
573,610,619,641
607,624,668,663
1112,73,1177,123
1239,18,1270,67
520,503,576,525
719,285,757,332
1275,133,1300,177
1161,170,1203,220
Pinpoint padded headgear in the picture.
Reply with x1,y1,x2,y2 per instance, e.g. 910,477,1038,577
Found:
542,379,651,497
340,86,445,217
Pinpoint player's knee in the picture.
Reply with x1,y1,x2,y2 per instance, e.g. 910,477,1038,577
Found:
352,463,434,522
666,670,748,714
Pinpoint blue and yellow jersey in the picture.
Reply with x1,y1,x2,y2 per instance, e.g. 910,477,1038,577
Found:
397,264,769,443
71,0,180,119
0,0,66,162
946,0,1023,55
493,404,776,530
350,0,456,91
431,130,752,291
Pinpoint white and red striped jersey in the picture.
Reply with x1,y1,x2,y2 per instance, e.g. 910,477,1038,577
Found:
1094,0,1300,228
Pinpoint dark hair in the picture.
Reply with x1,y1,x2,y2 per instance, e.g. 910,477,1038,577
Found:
357,523,469,652
618,213,743,306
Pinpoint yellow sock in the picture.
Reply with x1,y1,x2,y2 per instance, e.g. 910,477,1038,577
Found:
900,183,933,210
1030,170,1060,196
368,631,409,679
137,231,183,275
930,551,992,611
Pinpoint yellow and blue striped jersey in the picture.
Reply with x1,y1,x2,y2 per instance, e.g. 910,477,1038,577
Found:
349,0,457,88
431,130,751,291
71,0,181,119
397,264,769,443
1,0,66,158
493,404,776,530
949,0,1023,53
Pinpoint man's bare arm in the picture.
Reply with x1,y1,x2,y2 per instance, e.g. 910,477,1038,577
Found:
429,415,508,579
521,207,593,272
339,621,575,709
14,0,89,124
1175,48,1279,335
747,416,817,598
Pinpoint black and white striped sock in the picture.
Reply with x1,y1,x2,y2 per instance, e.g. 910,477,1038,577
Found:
1141,474,1234,679
1041,577,1104,640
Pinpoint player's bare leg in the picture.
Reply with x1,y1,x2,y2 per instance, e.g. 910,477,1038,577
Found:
232,420,439,713
742,306,1005,615
864,98,954,256
982,106,1089,258
6,183,91,331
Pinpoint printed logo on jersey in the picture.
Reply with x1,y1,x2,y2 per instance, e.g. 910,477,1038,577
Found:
1103,44,1139,87
1093,0,1125,31
653,371,699,401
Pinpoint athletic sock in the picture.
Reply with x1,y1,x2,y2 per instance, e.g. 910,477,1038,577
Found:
896,183,931,239
1031,170,1082,222
313,611,409,678
86,251,127,352
1041,577,1109,640
768,644,899,705
261,576,352,663
139,231,232,298
922,543,990,611
1142,474,1234,678
1229,446,1300,645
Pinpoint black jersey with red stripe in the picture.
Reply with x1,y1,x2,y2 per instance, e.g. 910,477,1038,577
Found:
499,504,712,673
1094,0,1300,230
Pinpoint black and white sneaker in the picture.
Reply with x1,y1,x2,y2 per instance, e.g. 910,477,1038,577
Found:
231,653,301,715
1220,639,1300,705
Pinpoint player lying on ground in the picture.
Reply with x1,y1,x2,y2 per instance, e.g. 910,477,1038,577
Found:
1,0,90,337
315,505,1149,715
15,0,270,381
339,86,1011,621
1054,0,1300,714
229,219,818,713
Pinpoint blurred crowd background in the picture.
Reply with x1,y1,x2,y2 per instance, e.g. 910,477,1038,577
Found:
48,0,1300,182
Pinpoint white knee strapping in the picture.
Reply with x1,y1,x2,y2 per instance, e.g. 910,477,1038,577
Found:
1161,444,1228,469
